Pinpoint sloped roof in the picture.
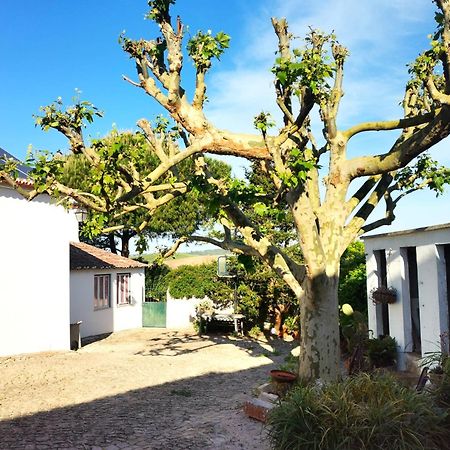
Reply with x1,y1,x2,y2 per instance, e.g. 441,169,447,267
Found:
362,222,450,240
70,241,147,270
0,147,31,178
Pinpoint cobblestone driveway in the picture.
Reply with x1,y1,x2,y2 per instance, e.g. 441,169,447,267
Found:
0,329,295,449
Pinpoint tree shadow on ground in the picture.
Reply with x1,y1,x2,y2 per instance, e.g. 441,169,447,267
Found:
0,367,271,450
134,329,297,364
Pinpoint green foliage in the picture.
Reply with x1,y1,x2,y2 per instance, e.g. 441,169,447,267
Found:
271,30,337,98
247,325,263,339
187,30,230,70
277,148,319,189
435,357,450,407
164,263,219,299
283,315,299,335
338,241,367,315
420,332,450,371
146,0,175,21
145,263,171,301
34,96,102,132
253,111,276,136
143,257,296,331
366,336,397,368
268,372,450,450
395,153,450,196
36,124,231,252
0,155,21,178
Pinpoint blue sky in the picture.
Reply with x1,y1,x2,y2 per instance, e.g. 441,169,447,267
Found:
1,0,449,237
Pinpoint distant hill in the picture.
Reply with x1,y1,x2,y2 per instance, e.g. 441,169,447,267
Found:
137,248,231,269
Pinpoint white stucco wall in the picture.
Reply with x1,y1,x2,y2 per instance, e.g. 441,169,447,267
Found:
364,224,450,368
0,185,79,356
166,297,198,329
70,268,144,338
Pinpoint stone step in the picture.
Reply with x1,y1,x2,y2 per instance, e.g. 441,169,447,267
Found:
259,391,280,404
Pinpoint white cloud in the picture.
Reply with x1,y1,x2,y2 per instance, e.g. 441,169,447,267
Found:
206,0,434,136
204,0,450,229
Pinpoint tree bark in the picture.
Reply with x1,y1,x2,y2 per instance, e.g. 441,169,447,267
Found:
298,267,341,382
121,231,130,258
109,234,118,255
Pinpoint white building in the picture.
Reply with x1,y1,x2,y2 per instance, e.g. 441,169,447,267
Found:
363,223,450,370
1,148,147,356
0,179,79,356
70,241,146,339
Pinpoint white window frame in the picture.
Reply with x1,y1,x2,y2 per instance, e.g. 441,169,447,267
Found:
117,273,131,306
94,274,111,310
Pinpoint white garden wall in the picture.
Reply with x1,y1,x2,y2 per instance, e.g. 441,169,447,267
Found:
70,268,144,338
0,185,79,356
166,295,199,329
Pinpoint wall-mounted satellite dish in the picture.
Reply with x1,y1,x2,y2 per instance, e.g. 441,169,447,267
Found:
217,255,235,278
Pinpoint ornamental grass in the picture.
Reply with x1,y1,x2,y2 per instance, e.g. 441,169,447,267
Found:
267,372,450,450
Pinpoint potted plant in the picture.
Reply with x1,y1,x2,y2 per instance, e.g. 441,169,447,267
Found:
371,286,397,305
270,369,298,397
419,332,450,385
283,315,299,339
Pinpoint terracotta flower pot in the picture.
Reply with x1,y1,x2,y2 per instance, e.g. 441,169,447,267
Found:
270,370,298,396
270,370,297,382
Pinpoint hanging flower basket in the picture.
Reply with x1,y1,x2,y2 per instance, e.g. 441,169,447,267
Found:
371,286,397,305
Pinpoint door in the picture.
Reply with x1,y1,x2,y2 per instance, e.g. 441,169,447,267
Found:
142,301,167,327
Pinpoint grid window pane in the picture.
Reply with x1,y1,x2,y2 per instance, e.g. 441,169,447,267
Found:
94,274,110,310
117,273,131,305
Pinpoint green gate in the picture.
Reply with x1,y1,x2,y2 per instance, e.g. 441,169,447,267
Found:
142,302,167,327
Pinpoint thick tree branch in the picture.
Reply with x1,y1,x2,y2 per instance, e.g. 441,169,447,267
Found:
345,107,450,179
51,181,108,212
192,70,207,110
0,174,39,200
345,176,381,216
137,118,170,163
344,173,393,239
426,77,450,104
361,191,396,234
343,111,437,140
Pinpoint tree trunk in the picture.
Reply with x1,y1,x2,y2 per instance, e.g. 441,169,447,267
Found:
121,230,131,258
298,268,341,383
108,233,118,254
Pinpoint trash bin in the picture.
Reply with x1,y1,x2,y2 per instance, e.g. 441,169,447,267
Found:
70,321,82,350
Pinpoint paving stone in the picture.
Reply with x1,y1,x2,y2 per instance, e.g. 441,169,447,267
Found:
259,391,280,404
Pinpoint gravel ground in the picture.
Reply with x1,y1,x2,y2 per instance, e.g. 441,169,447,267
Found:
0,328,297,450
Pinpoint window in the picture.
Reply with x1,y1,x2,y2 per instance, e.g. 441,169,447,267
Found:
94,274,110,310
117,273,131,305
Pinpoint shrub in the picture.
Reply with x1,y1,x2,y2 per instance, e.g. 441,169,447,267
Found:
165,263,220,298
145,263,171,300
339,241,367,315
366,336,397,367
247,325,263,339
267,372,450,450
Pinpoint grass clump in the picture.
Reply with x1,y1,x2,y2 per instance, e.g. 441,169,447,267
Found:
267,372,449,450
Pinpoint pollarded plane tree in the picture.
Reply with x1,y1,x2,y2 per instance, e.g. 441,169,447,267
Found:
58,129,231,257
3,0,450,382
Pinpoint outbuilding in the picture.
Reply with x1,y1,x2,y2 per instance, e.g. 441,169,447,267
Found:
363,223,450,370
70,241,147,339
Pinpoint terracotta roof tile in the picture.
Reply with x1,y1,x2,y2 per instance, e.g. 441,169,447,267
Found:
70,241,147,270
